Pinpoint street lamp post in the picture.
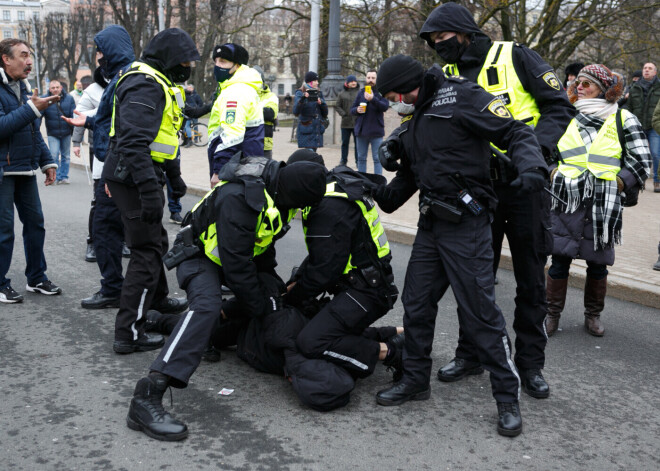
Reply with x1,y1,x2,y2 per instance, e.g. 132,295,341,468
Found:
319,0,344,144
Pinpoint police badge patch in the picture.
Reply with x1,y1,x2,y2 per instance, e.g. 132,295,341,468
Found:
226,110,235,124
487,99,511,118
542,72,560,90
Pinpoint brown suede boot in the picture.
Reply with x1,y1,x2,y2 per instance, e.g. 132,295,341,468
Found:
544,275,568,337
584,276,606,337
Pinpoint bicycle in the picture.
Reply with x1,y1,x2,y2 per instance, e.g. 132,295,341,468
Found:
179,119,208,147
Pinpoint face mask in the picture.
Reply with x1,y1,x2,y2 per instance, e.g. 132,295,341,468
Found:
390,94,415,115
167,64,192,83
214,65,233,83
97,56,110,80
434,36,468,63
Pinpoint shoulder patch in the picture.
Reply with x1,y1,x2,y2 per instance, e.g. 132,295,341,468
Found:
542,71,561,90
487,98,512,118
225,110,236,124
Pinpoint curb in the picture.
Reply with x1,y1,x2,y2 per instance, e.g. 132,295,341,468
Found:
73,163,660,310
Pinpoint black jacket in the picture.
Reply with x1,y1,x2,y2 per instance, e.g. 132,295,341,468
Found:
378,66,547,213
102,28,199,192
420,5,574,158
210,159,284,318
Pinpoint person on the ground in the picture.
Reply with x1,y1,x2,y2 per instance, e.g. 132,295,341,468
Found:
545,65,650,337
207,43,264,187
0,38,62,303
293,71,328,152
625,62,660,192
283,149,404,383
100,28,198,353
335,75,359,167
351,70,389,175
372,54,548,437
125,155,327,441
419,2,575,400
42,79,75,184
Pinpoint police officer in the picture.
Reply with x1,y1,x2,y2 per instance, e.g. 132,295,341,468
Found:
102,28,200,353
251,65,279,159
419,2,575,398
284,150,403,382
126,155,327,441
208,43,264,186
373,55,548,437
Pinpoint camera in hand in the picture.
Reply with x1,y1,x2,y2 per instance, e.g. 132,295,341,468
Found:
306,88,319,100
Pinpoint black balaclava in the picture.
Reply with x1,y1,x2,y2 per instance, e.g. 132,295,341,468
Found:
376,55,425,96
275,162,327,210
286,149,326,167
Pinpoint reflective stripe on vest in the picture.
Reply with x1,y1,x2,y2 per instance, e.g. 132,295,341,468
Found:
302,182,390,274
110,61,185,163
444,42,541,152
557,112,624,181
191,181,284,266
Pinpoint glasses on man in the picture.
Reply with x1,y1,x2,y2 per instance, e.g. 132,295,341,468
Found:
577,80,594,88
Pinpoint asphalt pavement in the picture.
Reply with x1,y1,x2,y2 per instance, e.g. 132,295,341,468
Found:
1,167,659,470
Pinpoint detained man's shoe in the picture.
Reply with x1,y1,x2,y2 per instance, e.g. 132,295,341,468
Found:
85,243,97,262
376,381,431,406
383,333,405,382
497,401,523,437
201,344,222,362
0,285,23,303
26,280,62,295
122,242,131,259
520,368,550,399
152,297,189,315
113,333,165,354
81,291,120,309
169,213,183,225
126,375,188,441
437,357,484,382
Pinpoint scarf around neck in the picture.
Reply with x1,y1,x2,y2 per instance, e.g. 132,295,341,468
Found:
574,98,618,120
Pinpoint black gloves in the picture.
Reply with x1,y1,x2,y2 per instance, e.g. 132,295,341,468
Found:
169,175,187,199
510,169,546,195
374,184,397,204
378,138,402,172
139,190,164,224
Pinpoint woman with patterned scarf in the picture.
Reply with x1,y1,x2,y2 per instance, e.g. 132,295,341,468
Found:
545,64,651,337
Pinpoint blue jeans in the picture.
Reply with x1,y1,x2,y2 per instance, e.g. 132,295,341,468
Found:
48,135,71,181
166,175,182,214
0,175,48,289
340,128,357,166
645,129,660,183
356,136,383,174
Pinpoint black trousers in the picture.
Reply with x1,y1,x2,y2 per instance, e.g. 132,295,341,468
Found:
456,185,549,371
92,179,125,297
296,286,391,378
402,213,520,403
106,181,169,341
150,255,223,388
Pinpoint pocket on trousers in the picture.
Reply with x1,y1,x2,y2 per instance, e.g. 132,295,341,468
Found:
125,208,141,220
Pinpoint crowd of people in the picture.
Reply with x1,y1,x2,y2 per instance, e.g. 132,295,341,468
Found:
0,1,656,443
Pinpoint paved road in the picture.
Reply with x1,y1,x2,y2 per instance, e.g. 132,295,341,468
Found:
1,168,659,470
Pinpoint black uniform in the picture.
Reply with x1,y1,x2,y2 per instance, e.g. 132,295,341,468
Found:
420,6,575,373
102,30,197,344
377,67,547,403
287,171,398,378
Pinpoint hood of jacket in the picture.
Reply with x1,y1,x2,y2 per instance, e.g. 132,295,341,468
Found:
419,3,486,48
141,28,201,73
94,25,135,77
220,65,263,93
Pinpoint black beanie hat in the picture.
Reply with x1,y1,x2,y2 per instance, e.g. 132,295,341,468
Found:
305,71,319,83
287,149,326,167
376,55,425,96
275,162,327,209
213,43,249,65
